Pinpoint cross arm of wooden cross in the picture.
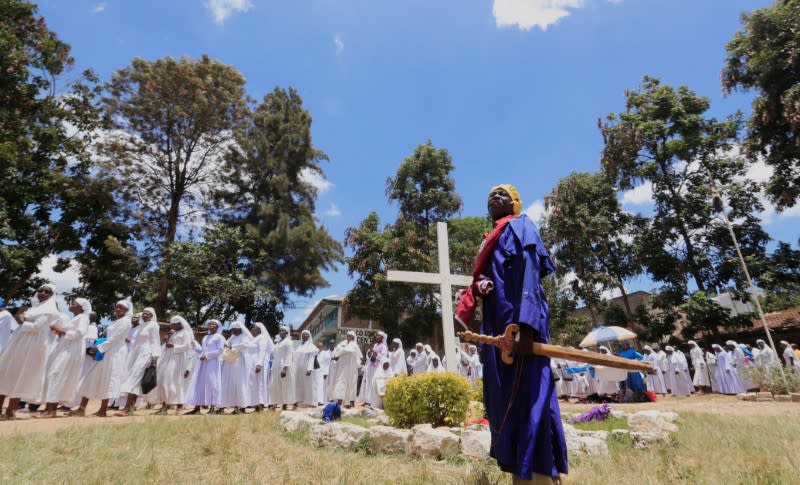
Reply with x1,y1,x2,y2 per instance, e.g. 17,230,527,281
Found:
458,324,652,372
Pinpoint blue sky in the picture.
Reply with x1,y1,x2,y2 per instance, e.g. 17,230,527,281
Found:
35,0,798,325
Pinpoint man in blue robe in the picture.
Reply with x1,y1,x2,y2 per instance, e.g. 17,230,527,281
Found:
617,341,646,398
480,185,568,485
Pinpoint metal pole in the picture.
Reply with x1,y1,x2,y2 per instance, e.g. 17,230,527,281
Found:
715,198,788,383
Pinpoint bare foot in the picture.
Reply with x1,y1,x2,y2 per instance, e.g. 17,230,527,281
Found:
33,411,57,419
68,409,85,417
91,411,108,418
114,410,132,417
0,414,16,421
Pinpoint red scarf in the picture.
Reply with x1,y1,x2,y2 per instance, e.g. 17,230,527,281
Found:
455,214,515,325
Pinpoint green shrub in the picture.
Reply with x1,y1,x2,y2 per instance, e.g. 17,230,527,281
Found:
383,371,472,428
743,365,800,394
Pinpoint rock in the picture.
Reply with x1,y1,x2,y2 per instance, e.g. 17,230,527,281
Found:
460,429,491,460
368,426,411,454
280,411,319,433
609,409,628,419
449,427,463,436
630,432,667,449
791,393,800,403
576,430,609,441
361,407,378,417
341,408,361,418
756,391,773,398
627,410,678,436
409,425,460,459
562,423,609,456
738,392,757,402
610,429,630,440
775,395,791,402
304,408,323,419
309,422,369,451
756,397,775,402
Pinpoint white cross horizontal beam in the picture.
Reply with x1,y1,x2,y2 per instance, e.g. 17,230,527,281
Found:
386,270,473,287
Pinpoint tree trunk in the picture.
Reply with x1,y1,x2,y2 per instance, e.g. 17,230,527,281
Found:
155,194,182,317
619,284,633,317
588,305,599,326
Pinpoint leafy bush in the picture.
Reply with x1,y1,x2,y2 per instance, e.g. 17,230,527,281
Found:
470,378,483,402
743,365,800,394
383,371,472,428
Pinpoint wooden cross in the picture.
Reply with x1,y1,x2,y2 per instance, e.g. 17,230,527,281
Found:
386,222,473,373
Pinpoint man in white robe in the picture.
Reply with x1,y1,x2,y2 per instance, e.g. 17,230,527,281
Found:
118,307,162,415
251,322,274,411
219,321,254,414
0,306,19,357
411,343,427,375
293,330,317,407
316,341,332,404
331,331,362,407
37,298,91,418
152,316,193,414
0,284,61,420
269,326,295,410
71,299,134,417
687,341,711,391
184,320,225,414
665,346,693,397
713,344,744,394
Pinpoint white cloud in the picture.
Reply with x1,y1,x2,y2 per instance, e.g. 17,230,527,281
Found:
33,254,82,317
300,167,333,194
323,203,342,217
92,2,107,13
333,34,344,55
493,0,585,31
206,0,253,25
524,198,548,225
621,181,653,206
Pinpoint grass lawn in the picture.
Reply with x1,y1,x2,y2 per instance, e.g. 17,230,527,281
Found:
1,410,798,484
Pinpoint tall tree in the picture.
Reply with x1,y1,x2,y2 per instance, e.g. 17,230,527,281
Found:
542,171,642,324
345,141,464,344
599,77,770,302
0,0,102,302
723,0,800,209
97,55,248,315
218,87,343,315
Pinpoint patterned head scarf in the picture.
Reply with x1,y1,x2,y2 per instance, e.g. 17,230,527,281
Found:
489,184,522,215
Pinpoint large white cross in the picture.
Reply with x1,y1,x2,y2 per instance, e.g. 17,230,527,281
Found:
386,222,474,373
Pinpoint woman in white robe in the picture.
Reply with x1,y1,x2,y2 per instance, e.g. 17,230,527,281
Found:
219,321,254,413
251,322,274,410
37,298,91,418
727,340,755,391
665,346,692,397
642,346,667,395
705,350,719,392
118,307,162,415
372,358,394,410
359,331,388,405
326,341,344,401
0,284,61,420
184,320,225,414
687,341,711,390
72,299,133,417
389,338,407,377
594,347,620,396
331,331,362,407
152,316,193,414
427,355,445,372
467,345,482,386
713,344,744,394
755,339,779,368
0,307,19,357
293,330,318,407
315,342,331,405
269,326,295,409
411,343,427,375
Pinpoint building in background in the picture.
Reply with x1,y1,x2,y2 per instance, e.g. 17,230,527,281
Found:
296,296,383,348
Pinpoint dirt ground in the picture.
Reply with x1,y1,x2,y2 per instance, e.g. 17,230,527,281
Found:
1,393,797,437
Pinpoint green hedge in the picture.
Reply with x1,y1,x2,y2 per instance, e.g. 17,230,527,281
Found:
383,371,472,428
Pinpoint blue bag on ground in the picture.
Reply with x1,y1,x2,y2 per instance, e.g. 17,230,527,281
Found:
322,402,341,422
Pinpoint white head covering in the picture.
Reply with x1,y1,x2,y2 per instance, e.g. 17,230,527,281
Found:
297,330,317,353
424,344,432,353
254,322,271,340
712,344,723,351
688,340,697,347
26,283,60,320
392,338,403,350
206,319,223,334
643,345,653,353
347,330,356,338
73,298,92,315
170,315,192,334
468,344,477,352
229,320,253,341
665,346,675,352
780,340,789,346
756,339,766,346
599,345,610,354
415,342,424,349
141,307,158,322
726,340,737,347
116,298,133,318
279,325,290,332
377,331,387,340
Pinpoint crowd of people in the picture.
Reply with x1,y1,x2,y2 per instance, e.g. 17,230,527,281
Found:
0,285,483,420
551,338,800,402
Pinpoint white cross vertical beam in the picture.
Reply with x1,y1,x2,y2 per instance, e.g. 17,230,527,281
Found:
386,222,472,373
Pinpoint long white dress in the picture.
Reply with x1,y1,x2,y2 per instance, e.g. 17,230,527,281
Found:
155,322,193,405
78,314,133,400
468,351,482,386
269,336,295,406
219,331,253,408
251,324,274,406
316,349,332,403
0,293,60,401
755,345,779,368
643,351,667,394
185,329,225,406
689,346,711,387
42,313,89,403
120,319,161,396
714,349,744,394
331,340,362,402
412,351,427,375
731,346,755,390
656,350,670,390
389,341,407,377
292,337,318,406
0,309,19,357
666,352,693,397
359,342,387,404
372,360,394,409
705,351,719,393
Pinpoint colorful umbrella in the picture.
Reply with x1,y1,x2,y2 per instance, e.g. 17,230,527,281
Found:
579,326,637,348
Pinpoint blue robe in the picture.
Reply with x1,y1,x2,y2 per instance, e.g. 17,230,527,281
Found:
617,347,645,392
482,214,568,479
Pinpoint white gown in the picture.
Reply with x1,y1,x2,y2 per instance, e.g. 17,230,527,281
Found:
77,315,133,400
219,333,253,408
644,353,667,394
0,309,19,357
185,331,225,406
120,320,161,396
251,331,274,406
331,341,362,402
316,349,332,403
0,296,60,401
292,339,318,406
666,353,693,397
155,326,193,405
714,350,744,394
42,313,89,403
689,346,711,387
268,337,295,406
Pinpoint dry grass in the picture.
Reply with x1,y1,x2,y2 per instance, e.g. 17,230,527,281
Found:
0,409,798,484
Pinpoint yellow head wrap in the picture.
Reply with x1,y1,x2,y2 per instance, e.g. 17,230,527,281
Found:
490,184,522,215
